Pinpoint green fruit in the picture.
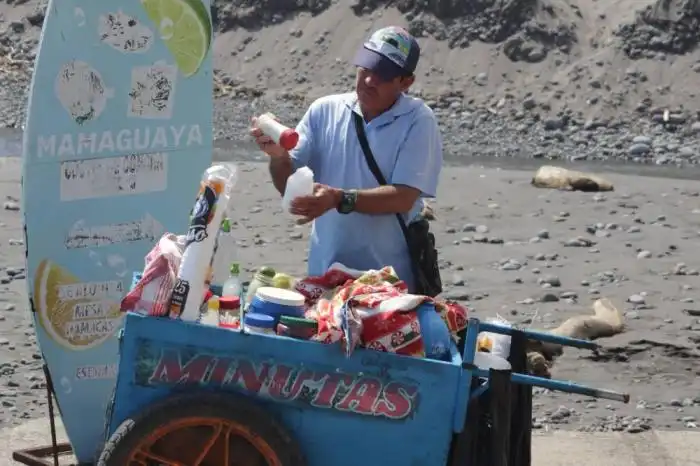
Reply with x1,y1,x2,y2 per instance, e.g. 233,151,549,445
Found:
272,273,294,289
141,0,212,77
257,266,276,278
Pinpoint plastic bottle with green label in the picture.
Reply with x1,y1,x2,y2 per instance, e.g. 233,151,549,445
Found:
222,262,242,298
212,217,235,286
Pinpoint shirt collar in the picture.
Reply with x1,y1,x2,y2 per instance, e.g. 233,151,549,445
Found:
345,92,416,122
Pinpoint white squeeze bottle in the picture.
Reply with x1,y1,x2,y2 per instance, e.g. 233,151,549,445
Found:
222,262,242,298
281,167,314,213
170,164,237,322
256,113,299,151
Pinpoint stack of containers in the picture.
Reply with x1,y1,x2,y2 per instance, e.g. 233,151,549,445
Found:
243,287,306,335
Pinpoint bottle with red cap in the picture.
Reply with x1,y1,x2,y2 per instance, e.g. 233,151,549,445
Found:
255,113,299,151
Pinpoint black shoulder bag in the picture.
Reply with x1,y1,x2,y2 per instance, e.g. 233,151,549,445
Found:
352,112,442,297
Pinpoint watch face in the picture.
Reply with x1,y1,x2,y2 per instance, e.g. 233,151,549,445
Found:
338,191,357,214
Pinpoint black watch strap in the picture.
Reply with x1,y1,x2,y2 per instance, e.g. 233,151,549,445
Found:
337,190,358,214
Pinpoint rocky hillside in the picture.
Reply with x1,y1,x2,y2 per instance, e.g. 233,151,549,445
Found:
206,0,700,120
3,0,700,134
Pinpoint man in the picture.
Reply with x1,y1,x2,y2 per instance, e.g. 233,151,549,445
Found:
251,26,443,292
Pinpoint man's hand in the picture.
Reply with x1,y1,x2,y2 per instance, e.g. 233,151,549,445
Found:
250,116,294,195
290,183,342,225
250,116,288,159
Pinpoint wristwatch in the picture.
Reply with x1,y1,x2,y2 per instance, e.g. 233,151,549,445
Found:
337,190,358,214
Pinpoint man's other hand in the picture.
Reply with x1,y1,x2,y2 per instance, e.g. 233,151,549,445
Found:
250,116,288,159
290,183,341,225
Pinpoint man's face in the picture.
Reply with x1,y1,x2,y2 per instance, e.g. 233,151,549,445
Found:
355,67,414,114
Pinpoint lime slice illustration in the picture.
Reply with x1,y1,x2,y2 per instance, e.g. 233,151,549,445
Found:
141,0,212,77
33,259,123,350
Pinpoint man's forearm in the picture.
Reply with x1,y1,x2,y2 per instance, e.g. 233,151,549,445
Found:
332,185,420,215
269,155,294,195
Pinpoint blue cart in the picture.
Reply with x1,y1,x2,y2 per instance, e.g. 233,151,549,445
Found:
14,312,625,466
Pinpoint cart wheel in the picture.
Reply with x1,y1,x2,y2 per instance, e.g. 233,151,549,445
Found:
98,392,305,466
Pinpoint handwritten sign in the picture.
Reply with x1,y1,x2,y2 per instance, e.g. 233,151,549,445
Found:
59,153,168,201
136,346,420,421
65,214,164,249
21,0,213,460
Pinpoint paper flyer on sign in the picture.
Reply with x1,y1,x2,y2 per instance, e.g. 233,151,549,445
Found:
21,0,213,460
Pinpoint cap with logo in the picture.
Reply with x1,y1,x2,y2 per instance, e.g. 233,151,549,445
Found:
352,26,420,81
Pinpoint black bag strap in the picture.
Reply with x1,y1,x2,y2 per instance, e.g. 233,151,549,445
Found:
352,111,413,248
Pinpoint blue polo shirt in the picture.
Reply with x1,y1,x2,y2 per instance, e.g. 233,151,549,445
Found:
289,93,443,291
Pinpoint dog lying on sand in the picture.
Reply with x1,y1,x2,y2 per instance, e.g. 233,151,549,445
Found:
525,298,624,377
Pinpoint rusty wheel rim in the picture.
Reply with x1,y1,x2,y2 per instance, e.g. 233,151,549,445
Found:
126,417,282,466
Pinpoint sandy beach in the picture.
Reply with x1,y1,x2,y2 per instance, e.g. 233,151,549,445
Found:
0,156,699,435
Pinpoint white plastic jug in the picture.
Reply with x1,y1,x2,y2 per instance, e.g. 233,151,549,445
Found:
282,167,314,213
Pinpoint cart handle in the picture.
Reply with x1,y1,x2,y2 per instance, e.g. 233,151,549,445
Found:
467,366,630,403
477,320,599,351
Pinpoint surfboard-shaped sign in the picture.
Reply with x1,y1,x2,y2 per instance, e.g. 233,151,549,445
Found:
21,0,213,460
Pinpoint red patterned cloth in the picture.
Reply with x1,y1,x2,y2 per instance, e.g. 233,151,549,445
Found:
294,268,357,305
121,233,184,317
299,266,468,357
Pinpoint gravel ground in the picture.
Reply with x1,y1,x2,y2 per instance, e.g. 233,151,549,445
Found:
1,159,700,435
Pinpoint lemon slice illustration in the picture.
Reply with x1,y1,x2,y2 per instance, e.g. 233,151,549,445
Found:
33,260,124,350
141,0,212,77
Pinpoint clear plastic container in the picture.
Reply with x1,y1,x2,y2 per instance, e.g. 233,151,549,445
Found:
244,271,274,309
222,262,242,298
477,317,512,359
200,310,219,326
200,296,220,327
219,295,241,329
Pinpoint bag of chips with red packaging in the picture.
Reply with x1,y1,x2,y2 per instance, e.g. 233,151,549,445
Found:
306,266,470,358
